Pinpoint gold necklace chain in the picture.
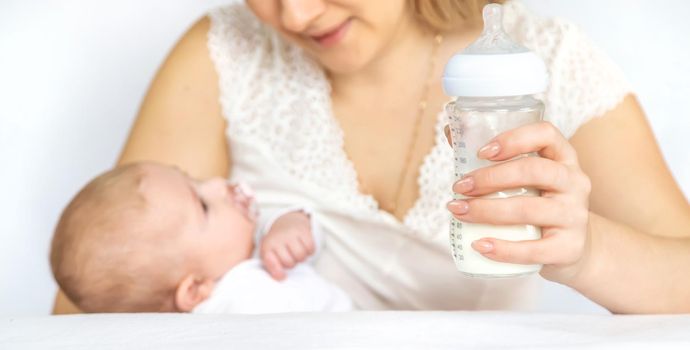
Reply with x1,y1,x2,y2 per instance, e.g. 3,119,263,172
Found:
389,33,444,216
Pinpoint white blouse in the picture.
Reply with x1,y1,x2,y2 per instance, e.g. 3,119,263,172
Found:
206,0,631,310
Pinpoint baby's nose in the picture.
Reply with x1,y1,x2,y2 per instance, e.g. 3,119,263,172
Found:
206,177,230,197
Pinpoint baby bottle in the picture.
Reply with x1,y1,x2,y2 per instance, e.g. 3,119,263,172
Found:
443,4,548,278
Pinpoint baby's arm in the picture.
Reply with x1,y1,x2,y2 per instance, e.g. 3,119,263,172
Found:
259,211,316,281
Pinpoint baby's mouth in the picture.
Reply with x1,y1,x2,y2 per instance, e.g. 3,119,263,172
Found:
230,182,258,222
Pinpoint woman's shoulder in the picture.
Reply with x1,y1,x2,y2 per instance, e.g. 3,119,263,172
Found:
503,0,632,138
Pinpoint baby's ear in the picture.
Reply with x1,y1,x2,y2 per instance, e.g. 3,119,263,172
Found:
174,274,215,312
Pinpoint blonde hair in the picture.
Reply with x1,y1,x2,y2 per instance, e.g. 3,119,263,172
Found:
408,0,505,31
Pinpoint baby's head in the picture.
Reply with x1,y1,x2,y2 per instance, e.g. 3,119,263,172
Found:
51,162,257,313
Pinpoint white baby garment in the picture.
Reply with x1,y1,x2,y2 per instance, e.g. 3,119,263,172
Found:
192,259,352,314
193,206,352,314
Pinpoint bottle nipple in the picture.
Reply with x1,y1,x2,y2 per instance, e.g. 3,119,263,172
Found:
463,3,527,54
482,4,503,37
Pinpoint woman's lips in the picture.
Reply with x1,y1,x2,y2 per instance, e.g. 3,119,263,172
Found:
309,19,352,48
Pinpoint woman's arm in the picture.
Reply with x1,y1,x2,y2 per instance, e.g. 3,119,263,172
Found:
53,290,81,314
571,95,689,238
53,17,229,314
565,95,690,313
117,17,229,178
571,212,690,314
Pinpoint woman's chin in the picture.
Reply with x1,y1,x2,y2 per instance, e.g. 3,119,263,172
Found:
323,62,361,76
316,53,373,76
321,42,376,75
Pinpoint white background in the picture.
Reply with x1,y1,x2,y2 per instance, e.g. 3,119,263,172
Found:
1,0,688,316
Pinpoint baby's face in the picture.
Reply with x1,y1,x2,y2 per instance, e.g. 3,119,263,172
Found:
139,165,257,281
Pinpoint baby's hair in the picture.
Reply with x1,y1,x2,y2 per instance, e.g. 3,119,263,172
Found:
50,163,179,312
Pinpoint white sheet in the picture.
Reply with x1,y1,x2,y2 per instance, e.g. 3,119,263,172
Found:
3,312,690,349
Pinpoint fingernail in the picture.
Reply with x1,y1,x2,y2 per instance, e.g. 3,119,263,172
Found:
447,200,469,215
478,142,500,159
472,240,494,253
453,177,474,193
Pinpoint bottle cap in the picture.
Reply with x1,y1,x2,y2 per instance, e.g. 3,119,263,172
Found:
442,4,548,97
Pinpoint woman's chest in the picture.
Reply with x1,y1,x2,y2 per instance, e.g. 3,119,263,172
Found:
331,83,454,220
227,58,454,236
332,100,439,220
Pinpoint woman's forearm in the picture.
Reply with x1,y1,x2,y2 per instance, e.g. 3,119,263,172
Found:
565,212,690,314
53,289,82,314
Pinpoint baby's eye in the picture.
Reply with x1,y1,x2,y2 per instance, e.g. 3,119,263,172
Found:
200,199,208,213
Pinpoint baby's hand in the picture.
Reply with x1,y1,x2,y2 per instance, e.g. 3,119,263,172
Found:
260,211,315,281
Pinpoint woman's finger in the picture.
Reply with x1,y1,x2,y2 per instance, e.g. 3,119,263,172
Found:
471,233,583,266
453,156,577,196
478,121,579,166
447,196,587,228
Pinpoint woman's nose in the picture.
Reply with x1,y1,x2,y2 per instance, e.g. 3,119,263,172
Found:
280,0,326,32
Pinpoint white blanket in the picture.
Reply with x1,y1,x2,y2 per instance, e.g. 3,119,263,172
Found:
3,312,690,349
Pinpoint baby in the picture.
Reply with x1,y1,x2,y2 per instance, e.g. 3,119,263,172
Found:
50,162,351,313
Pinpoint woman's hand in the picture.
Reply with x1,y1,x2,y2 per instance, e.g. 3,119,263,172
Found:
260,211,316,281
445,121,592,283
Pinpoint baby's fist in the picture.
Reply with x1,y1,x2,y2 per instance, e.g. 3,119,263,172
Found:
260,211,315,280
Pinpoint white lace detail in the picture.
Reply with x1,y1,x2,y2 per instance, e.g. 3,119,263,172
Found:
208,5,382,224
207,0,631,239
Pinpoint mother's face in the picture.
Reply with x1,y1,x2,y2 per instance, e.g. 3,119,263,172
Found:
246,0,411,74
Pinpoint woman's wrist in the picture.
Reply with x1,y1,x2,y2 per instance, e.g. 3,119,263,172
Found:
543,211,599,288
552,212,690,314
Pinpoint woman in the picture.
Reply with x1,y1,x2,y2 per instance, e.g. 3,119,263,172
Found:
55,0,690,313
